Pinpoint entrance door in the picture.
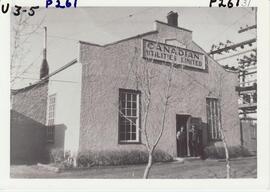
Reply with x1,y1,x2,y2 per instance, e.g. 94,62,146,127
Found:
176,115,190,157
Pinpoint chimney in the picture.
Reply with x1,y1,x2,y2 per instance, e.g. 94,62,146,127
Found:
40,27,49,79
167,11,178,27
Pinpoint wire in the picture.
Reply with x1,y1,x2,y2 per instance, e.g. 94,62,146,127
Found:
14,76,79,84
208,10,252,45
215,48,256,61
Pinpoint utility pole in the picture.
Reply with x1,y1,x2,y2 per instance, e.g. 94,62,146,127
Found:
40,26,49,79
44,26,47,60
208,9,257,120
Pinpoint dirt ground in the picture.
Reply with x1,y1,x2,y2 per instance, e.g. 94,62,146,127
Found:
10,156,257,179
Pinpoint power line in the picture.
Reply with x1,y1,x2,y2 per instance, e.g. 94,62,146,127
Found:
209,38,256,55
238,25,256,33
215,48,256,61
208,10,251,45
14,76,79,84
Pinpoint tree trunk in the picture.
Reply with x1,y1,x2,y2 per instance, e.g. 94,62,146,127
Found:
220,128,230,178
217,97,230,179
143,150,153,179
223,139,231,178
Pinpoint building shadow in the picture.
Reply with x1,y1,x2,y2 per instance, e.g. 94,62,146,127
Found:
10,110,47,165
10,110,67,165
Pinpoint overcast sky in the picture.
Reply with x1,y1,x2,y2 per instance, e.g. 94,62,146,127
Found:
11,7,256,89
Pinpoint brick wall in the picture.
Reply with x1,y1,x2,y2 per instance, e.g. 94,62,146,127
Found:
12,81,48,125
79,22,240,156
11,81,49,164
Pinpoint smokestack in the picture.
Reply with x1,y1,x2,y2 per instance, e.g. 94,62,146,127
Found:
40,27,49,79
167,11,178,27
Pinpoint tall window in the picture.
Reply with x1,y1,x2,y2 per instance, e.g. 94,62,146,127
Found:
206,97,221,140
47,94,56,143
119,89,140,143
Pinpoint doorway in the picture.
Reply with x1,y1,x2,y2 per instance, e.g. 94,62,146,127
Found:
176,114,190,157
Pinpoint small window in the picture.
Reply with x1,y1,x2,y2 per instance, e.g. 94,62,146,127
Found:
47,94,56,143
47,126,55,143
206,98,221,140
118,89,141,143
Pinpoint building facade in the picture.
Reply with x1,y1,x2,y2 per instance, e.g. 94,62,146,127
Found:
78,12,241,157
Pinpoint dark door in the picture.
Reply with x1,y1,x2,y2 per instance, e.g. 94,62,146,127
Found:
190,117,204,158
176,115,190,157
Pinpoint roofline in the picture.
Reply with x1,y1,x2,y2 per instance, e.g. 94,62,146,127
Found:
105,30,158,46
11,79,48,94
79,21,192,47
192,41,238,74
155,20,193,33
79,30,158,47
11,59,78,94
79,21,193,48
78,41,102,47
224,68,239,73
46,58,78,79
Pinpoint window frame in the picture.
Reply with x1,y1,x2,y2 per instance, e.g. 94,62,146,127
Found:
206,97,222,141
118,88,141,144
47,93,56,143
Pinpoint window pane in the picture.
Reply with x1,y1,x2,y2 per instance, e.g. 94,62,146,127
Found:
132,102,136,108
126,131,131,140
127,94,131,101
132,133,136,140
127,108,131,116
132,94,136,102
132,109,136,116
132,124,136,132
127,101,131,108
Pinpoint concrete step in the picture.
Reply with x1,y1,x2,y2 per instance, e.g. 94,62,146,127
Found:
173,156,201,163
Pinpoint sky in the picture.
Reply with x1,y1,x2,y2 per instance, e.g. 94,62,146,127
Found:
10,7,256,89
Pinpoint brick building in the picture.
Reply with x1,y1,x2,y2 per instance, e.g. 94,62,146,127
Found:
11,11,241,163
11,71,49,164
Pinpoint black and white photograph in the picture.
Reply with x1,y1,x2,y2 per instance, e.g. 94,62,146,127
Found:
0,0,270,190
8,6,259,179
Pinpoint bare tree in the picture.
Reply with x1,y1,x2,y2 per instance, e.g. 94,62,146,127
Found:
126,42,176,178
217,72,231,178
10,12,44,86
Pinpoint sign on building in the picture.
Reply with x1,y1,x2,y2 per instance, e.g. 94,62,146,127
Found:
142,39,206,70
